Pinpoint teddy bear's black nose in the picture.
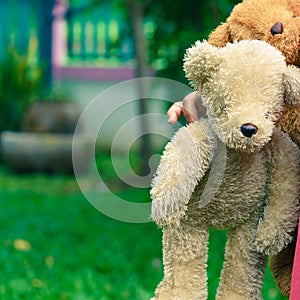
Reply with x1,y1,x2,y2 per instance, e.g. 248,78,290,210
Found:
271,22,284,35
240,123,258,138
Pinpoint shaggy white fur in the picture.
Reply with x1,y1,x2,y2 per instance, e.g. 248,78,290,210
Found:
151,40,300,300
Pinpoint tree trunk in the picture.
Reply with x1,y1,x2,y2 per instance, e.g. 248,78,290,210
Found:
37,0,55,89
126,0,152,175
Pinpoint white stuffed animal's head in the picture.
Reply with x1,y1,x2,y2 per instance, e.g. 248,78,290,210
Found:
184,40,300,152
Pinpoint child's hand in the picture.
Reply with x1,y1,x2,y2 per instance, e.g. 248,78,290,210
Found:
167,91,204,124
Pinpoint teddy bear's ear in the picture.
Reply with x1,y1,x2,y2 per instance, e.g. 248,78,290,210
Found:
208,22,232,47
183,40,222,90
283,65,300,105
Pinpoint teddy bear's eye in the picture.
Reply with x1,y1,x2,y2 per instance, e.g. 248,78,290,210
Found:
270,22,284,35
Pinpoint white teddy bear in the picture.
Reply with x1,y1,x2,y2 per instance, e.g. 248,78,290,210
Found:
151,40,300,300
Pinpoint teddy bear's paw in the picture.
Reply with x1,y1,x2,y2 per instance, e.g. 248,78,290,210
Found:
255,232,291,255
217,291,249,300
153,285,206,300
150,293,186,300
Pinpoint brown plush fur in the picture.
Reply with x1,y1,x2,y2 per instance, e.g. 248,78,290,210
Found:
277,104,300,145
269,239,296,297
207,1,300,296
208,0,300,66
151,40,300,300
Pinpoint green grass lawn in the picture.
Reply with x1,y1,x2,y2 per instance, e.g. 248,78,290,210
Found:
0,152,288,299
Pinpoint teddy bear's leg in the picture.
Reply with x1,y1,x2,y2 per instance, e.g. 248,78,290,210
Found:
153,222,209,300
216,222,267,300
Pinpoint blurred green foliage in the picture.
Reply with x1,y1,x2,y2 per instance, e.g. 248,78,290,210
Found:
146,0,240,81
0,45,43,132
0,46,70,134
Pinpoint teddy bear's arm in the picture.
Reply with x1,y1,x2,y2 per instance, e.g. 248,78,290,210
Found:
151,120,217,227
256,128,300,255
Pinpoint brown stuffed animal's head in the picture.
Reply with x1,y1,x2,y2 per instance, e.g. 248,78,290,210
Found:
184,40,300,153
208,0,300,66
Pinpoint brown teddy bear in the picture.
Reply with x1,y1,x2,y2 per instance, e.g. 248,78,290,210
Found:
208,1,300,297
151,40,300,300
